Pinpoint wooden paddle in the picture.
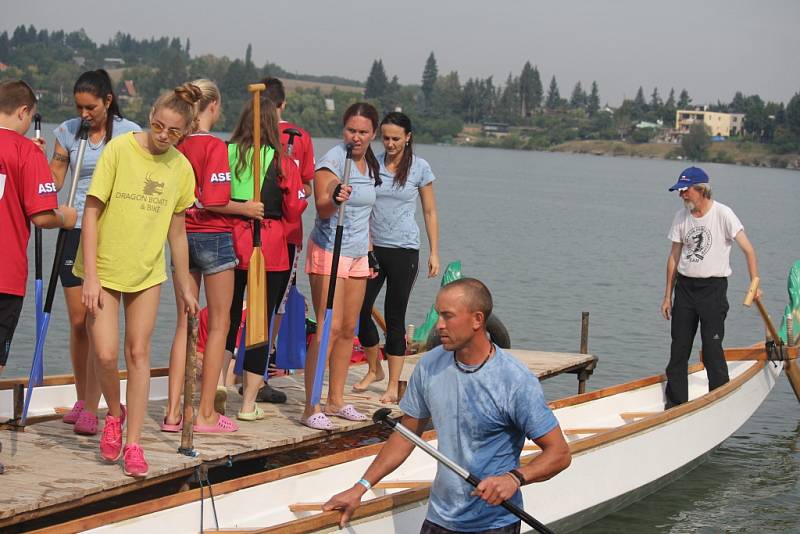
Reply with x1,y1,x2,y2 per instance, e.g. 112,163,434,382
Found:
245,83,268,349
744,277,800,402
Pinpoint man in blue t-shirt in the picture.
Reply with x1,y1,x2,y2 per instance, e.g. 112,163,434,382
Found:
324,278,571,533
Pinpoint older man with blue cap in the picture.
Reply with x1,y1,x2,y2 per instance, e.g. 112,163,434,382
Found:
661,166,760,408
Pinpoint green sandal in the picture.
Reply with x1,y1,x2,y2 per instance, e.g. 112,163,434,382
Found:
237,406,265,421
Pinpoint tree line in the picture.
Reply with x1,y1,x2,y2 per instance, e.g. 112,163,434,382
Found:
2,25,799,155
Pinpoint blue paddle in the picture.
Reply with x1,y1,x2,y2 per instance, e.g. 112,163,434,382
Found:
311,144,353,406
33,114,43,334
21,119,90,425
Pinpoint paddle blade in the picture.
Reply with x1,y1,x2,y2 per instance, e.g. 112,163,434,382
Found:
246,249,268,349
21,313,50,424
276,286,307,370
234,322,246,376
311,309,333,406
35,279,43,336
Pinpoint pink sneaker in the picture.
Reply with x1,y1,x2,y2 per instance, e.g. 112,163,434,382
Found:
74,410,98,435
62,400,85,424
122,443,149,477
100,412,124,462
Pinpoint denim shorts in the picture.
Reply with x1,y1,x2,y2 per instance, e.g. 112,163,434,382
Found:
187,232,238,275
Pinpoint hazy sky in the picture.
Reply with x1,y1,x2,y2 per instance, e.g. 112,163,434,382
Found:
4,0,799,105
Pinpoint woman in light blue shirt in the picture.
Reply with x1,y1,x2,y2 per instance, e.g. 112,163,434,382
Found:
48,69,141,435
354,112,440,403
302,103,380,430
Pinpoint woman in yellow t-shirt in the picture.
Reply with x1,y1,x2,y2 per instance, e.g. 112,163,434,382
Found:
75,84,200,478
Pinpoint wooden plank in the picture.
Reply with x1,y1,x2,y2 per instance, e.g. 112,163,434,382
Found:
0,367,169,390
562,428,615,436
288,502,326,512
619,411,661,421
373,480,432,489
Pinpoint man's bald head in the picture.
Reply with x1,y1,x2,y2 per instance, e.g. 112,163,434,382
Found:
440,278,493,323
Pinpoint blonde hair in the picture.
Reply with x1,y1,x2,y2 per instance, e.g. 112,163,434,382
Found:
151,83,202,128
190,79,220,114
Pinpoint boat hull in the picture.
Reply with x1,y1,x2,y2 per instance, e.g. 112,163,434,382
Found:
80,357,782,533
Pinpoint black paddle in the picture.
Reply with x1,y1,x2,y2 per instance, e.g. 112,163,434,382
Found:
21,119,90,424
311,143,354,405
373,408,556,534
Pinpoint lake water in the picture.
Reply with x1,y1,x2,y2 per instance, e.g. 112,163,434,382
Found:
7,129,799,532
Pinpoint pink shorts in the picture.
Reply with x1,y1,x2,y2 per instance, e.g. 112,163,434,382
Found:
305,238,369,278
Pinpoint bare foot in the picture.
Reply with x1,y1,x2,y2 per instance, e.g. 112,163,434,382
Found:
379,389,399,404
352,368,385,392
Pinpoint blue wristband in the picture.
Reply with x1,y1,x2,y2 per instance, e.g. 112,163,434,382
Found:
356,478,372,491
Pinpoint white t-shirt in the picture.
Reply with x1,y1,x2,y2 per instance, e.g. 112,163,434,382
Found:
668,201,743,278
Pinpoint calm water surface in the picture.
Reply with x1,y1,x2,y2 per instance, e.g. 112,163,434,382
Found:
9,129,800,532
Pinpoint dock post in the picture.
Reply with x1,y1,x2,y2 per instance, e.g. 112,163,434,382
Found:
577,312,593,394
12,384,24,429
179,314,198,456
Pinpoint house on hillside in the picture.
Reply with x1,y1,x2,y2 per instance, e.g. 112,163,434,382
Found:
675,108,745,138
0,62,8,72
119,80,138,99
103,58,125,69
482,122,509,137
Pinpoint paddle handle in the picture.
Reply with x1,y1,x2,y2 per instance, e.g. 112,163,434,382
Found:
67,121,91,208
743,277,760,307
249,84,265,203
743,278,782,342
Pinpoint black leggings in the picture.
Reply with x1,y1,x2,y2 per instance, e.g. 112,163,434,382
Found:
226,268,290,376
358,246,419,356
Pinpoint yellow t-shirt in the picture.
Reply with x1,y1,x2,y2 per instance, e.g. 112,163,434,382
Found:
73,132,195,292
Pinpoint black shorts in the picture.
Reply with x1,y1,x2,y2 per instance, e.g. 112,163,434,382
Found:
0,293,24,366
59,228,83,288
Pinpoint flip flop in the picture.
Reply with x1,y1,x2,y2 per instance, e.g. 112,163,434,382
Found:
194,414,239,433
325,404,368,422
237,406,265,421
160,416,183,432
301,412,335,431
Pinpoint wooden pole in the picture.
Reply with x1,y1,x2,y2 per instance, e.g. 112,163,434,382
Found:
580,311,589,355
577,311,593,394
179,314,199,456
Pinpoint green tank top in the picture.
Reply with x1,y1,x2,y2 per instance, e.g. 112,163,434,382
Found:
228,143,275,201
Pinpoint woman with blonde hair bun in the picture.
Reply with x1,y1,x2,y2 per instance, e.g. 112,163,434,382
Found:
74,83,200,477
162,79,265,434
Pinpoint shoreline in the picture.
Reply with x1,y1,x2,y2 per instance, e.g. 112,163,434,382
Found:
451,137,800,171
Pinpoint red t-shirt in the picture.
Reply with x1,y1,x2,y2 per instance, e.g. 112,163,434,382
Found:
279,122,314,246
0,128,59,296
178,133,233,233
232,157,306,271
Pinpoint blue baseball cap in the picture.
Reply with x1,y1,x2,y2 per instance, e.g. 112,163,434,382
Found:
669,167,709,191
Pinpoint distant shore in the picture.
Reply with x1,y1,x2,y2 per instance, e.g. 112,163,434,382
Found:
453,135,800,171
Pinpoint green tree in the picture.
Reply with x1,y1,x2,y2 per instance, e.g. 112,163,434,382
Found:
421,52,438,111
587,81,600,116
677,88,691,109
743,94,768,141
730,91,746,113
662,88,676,125
569,81,586,109
632,86,647,118
433,71,462,116
784,92,800,135
545,75,561,110
681,121,711,160
518,61,541,117
364,59,389,101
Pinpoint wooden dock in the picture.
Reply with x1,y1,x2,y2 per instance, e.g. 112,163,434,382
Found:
0,348,596,530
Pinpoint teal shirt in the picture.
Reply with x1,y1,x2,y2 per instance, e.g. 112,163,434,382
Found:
400,345,558,531
310,143,376,257
371,153,435,249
